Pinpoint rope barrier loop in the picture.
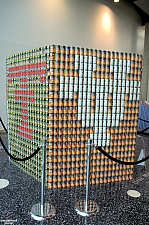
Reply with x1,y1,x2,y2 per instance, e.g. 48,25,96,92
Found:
138,117,149,135
95,145,149,165
0,137,41,161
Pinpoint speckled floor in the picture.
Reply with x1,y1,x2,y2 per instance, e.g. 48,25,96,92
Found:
1,133,149,225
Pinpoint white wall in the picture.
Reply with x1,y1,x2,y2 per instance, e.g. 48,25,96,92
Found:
0,0,145,128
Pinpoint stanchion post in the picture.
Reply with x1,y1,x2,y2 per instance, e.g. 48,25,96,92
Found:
41,139,46,216
85,139,91,212
75,139,99,216
30,140,56,221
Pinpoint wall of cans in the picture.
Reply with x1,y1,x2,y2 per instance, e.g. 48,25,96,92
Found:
6,45,142,188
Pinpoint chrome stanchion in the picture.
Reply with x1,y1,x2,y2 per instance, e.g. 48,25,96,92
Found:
30,140,56,221
0,143,3,150
75,139,99,216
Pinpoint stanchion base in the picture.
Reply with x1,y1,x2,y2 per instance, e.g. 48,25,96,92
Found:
75,200,99,217
30,203,56,221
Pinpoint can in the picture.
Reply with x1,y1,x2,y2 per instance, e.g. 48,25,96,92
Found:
50,45,56,53
70,46,75,54
66,46,70,54
61,46,65,54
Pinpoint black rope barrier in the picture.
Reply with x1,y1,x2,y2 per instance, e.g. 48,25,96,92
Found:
96,146,149,165
138,117,149,123
0,117,8,133
139,126,149,133
0,137,41,161
137,131,149,136
138,117,149,135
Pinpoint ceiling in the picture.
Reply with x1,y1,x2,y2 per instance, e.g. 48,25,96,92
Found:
127,0,149,25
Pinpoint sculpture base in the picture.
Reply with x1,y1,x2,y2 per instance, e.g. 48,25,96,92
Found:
75,200,99,217
30,203,56,221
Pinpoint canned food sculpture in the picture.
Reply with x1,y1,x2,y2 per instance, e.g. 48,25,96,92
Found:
6,45,142,188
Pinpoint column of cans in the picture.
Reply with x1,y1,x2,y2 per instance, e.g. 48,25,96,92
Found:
6,55,15,164
7,54,21,169
28,49,38,180
95,50,110,184
72,47,94,188
10,55,18,161
76,47,90,188
20,51,33,176
90,50,105,184
48,45,76,188
109,51,127,183
21,50,33,178
104,51,129,183
121,53,141,182
47,45,58,188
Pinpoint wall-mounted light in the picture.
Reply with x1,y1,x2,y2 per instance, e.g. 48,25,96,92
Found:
101,12,111,33
114,0,119,2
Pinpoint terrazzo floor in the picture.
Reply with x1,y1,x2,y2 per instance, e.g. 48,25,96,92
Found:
1,132,149,225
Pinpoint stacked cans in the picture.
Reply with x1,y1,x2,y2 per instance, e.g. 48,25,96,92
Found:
6,45,142,188
6,48,48,181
